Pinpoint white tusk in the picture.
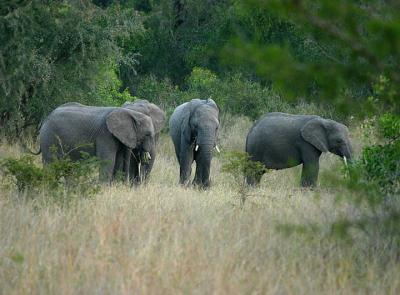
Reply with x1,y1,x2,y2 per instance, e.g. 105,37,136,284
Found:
195,145,199,151
215,145,220,153
343,156,348,167
146,152,151,160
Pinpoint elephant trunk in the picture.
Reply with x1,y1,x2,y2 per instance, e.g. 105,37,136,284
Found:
342,142,353,163
194,144,213,188
340,142,353,178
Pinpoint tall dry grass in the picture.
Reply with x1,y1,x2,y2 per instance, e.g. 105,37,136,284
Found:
0,116,399,294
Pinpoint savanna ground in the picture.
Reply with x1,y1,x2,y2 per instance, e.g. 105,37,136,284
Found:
0,116,398,294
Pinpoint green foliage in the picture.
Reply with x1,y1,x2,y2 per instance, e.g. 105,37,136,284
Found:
136,68,332,120
127,0,234,84
221,150,265,207
337,114,400,200
221,150,265,182
136,76,179,106
123,0,310,88
379,113,400,141
0,0,143,137
357,114,400,195
95,66,134,107
0,156,44,191
187,68,288,119
0,154,102,203
230,0,400,114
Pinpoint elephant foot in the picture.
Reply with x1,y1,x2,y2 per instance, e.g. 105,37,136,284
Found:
179,178,191,187
192,178,210,190
300,179,317,188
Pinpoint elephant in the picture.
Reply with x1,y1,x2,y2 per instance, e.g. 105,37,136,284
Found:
169,98,220,188
114,100,166,184
245,112,352,187
39,102,156,184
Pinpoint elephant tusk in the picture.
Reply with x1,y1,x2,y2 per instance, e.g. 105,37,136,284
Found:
343,156,348,167
215,145,220,153
195,145,199,151
145,152,151,160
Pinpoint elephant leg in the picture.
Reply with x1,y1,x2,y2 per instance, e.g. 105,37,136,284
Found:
193,146,213,188
114,150,124,181
96,137,118,184
129,151,141,185
123,148,131,184
179,145,194,186
300,160,319,187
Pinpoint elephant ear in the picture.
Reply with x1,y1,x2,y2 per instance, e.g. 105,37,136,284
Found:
123,100,166,134
106,109,138,149
206,98,219,112
147,103,166,134
301,118,329,152
181,100,199,143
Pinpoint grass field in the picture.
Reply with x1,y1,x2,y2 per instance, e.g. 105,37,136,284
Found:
1,117,399,294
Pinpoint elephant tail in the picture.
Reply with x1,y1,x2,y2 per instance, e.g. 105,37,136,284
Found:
16,120,43,156
28,147,41,155
20,140,41,155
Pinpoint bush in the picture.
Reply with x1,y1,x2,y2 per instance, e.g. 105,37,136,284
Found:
221,151,266,207
0,156,44,192
135,68,333,120
95,66,134,107
357,114,400,195
0,1,143,138
135,75,190,116
0,154,102,204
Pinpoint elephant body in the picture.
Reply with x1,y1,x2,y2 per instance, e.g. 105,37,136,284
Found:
169,99,219,188
40,102,156,184
245,112,352,187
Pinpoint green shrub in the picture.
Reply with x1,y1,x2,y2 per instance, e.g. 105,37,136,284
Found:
221,151,266,183
0,1,143,138
221,151,266,207
95,66,134,107
135,75,191,117
0,156,44,192
0,154,102,204
187,68,287,119
357,114,400,195
135,68,333,121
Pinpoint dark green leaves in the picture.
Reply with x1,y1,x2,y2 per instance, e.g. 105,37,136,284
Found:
0,0,143,137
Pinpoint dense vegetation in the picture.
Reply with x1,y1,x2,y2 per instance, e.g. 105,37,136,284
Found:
0,1,399,293
2,1,398,127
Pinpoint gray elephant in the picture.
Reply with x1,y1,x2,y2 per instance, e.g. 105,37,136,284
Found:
114,100,166,183
39,102,156,184
169,98,220,188
245,112,352,187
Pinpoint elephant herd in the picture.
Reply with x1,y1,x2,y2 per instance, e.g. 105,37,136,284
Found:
38,98,352,189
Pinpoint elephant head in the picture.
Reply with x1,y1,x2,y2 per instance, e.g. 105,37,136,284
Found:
106,108,155,160
122,100,166,136
301,117,353,163
183,99,219,187
120,100,165,183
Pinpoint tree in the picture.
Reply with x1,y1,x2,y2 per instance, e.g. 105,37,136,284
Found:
229,0,400,115
0,0,143,137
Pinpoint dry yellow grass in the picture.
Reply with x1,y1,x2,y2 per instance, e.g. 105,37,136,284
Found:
1,117,399,294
